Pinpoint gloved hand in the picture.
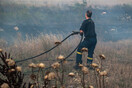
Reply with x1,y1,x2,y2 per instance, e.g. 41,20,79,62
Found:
80,32,83,36
80,30,83,36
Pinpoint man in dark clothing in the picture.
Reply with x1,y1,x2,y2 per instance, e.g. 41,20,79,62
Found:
75,10,97,69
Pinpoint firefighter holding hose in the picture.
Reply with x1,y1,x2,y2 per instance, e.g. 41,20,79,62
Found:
74,10,97,69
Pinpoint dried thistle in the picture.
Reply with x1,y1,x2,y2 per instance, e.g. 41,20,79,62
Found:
51,62,60,69
7,59,15,66
16,66,22,72
79,64,83,67
82,66,88,74
88,85,94,88
99,70,107,76
63,60,67,64
1,83,9,88
44,75,48,80
30,85,34,88
52,86,57,88
96,68,100,73
0,49,3,52
57,55,65,60
29,63,37,68
55,41,61,45
99,54,106,60
38,63,45,68
81,47,88,52
6,58,12,62
8,69,15,73
68,72,75,77
47,72,56,80
91,63,98,68
60,86,65,88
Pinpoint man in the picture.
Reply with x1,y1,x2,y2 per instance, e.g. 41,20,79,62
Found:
75,10,97,69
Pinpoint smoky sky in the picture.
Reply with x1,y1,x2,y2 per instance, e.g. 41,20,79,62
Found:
1,0,132,6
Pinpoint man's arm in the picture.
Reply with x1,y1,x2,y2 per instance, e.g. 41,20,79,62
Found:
80,20,86,36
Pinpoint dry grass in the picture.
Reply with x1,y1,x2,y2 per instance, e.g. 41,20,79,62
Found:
0,33,132,88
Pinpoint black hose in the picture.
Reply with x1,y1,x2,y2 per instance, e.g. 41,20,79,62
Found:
15,32,79,63
24,35,83,75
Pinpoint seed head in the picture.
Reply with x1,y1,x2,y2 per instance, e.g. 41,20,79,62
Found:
63,60,67,64
52,86,57,88
96,68,100,73
16,66,22,72
55,41,61,45
81,47,88,52
68,72,75,77
0,49,3,52
44,75,48,80
60,86,65,88
79,64,83,67
51,62,60,69
38,63,45,68
82,66,88,74
8,69,15,73
100,70,107,76
88,85,94,88
6,59,12,62
57,55,65,60
47,72,56,80
99,54,106,59
7,59,15,66
29,63,37,68
91,63,98,68
30,85,34,88
1,83,9,88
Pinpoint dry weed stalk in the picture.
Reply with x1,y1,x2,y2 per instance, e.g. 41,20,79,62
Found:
80,66,89,88
0,51,29,88
99,54,106,70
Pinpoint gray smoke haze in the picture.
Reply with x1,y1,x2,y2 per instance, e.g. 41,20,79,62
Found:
1,0,132,7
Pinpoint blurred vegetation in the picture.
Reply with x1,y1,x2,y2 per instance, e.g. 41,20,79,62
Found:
0,1,132,41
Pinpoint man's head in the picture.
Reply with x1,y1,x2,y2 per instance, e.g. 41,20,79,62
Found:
85,10,92,19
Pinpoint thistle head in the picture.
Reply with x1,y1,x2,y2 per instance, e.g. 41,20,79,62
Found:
57,55,65,60
29,63,37,68
81,47,88,52
96,68,100,73
79,64,84,67
16,66,22,72
82,66,88,74
88,85,94,88
38,63,45,68
99,54,106,60
68,72,75,77
51,62,60,69
47,72,56,80
7,60,15,66
99,70,108,76
30,85,34,88
91,63,98,68
1,83,9,88
44,72,56,80
6,59,12,62
55,41,61,45
0,49,3,52
8,69,15,73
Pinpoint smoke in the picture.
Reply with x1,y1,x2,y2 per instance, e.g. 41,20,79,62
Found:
1,0,132,7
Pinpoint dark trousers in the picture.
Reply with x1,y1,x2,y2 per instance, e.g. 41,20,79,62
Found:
76,37,97,65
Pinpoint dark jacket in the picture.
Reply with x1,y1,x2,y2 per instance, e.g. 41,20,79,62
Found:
80,19,96,38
